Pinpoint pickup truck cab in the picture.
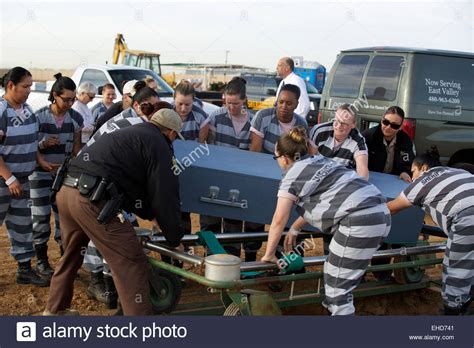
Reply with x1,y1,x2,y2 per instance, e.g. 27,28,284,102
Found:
11,64,218,115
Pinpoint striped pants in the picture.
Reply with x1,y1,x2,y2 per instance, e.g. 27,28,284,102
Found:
0,177,35,262
442,207,474,309
323,204,391,315
83,240,111,274
29,171,61,246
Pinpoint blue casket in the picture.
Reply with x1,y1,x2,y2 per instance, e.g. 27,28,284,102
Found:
173,140,424,244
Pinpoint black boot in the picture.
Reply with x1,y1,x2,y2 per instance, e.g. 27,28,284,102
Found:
16,261,50,287
443,305,463,315
443,299,474,316
103,275,118,309
35,243,54,279
86,272,106,303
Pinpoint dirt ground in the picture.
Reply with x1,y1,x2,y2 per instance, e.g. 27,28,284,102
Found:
0,215,448,316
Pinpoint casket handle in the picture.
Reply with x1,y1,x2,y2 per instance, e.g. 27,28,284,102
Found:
200,187,248,209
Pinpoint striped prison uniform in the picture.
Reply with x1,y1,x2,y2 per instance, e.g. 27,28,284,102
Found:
309,121,368,170
204,107,261,258
0,100,38,262
174,104,210,234
81,109,142,274
176,104,208,141
310,121,369,255
250,107,309,259
81,108,142,151
250,107,309,154
206,106,253,150
402,167,474,309
29,106,83,246
278,155,391,315
90,101,109,127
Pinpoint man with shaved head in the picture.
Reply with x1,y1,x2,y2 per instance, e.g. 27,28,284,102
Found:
276,57,310,118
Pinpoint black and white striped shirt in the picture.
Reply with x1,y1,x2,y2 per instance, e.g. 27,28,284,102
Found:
310,121,367,169
402,167,474,232
0,100,38,178
82,107,143,150
278,155,386,234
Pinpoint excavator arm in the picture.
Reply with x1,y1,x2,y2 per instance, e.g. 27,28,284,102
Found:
112,33,127,64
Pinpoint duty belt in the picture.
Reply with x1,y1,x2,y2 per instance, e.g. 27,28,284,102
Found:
61,173,123,224
62,173,101,197
62,174,79,188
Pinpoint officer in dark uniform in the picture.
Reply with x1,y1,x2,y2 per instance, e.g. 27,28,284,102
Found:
362,106,415,182
44,113,184,315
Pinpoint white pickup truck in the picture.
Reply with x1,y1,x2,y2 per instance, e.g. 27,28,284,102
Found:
5,64,219,115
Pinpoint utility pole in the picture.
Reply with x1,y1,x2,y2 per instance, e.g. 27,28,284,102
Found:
224,50,230,83
225,50,230,65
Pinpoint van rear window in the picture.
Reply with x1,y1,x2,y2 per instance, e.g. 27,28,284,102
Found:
363,56,404,101
329,55,369,98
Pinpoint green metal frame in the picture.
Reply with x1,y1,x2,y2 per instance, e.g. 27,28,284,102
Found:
147,255,443,315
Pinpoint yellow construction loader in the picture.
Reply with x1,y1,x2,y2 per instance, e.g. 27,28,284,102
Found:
112,33,162,75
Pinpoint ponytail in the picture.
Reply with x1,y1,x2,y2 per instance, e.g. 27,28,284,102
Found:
48,73,76,103
413,146,441,169
276,126,309,161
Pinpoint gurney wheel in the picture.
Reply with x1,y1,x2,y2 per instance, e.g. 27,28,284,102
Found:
149,267,182,314
223,303,242,316
393,255,425,284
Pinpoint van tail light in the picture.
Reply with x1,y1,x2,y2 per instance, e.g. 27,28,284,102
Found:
402,118,416,140
317,111,323,124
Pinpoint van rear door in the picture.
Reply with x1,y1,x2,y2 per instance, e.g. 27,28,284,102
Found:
407,54,474,162
321,53,407,129
409,54,473,124
359,54,407,127
321,54,371,122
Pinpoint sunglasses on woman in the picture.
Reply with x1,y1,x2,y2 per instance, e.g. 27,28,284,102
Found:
382,118,402,130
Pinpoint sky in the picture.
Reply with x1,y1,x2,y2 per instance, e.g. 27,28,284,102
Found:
0,0,472,72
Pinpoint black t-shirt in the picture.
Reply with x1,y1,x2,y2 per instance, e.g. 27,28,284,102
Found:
69,122,183,246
